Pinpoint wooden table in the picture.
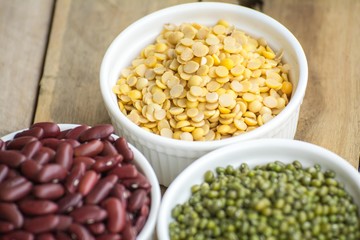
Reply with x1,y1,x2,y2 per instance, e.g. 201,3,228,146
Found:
0,0,359,173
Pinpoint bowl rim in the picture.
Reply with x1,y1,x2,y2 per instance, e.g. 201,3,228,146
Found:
1,123,161,240
100,2,308,150
156,138,360,239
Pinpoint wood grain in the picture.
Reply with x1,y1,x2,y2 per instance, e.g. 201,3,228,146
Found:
0,0,54,136
34,0,196,126
202,0,239,4
0,0,357,238
203,0,263,10
263,0,360,168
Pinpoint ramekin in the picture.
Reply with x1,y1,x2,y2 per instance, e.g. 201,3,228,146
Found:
100,2,308,186
157,139,360,239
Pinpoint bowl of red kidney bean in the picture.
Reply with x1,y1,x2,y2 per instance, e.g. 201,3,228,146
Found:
0,122,161,240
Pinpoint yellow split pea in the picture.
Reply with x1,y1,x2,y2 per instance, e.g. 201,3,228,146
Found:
113,19,293,141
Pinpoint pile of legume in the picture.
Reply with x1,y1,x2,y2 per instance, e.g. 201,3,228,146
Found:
0,122,151,240
169,161,360,240
113,20,292,141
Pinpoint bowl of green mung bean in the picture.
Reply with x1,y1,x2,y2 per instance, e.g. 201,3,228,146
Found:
157,138,360,240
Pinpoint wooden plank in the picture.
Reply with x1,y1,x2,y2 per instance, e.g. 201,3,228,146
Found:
0,0,54,136
202,0,263,10
202,0,240,4
34,0,196,126
262,0,360,168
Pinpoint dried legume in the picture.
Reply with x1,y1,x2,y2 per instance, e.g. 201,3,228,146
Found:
169,161,360,240
0,122,152,240
114,20,292,141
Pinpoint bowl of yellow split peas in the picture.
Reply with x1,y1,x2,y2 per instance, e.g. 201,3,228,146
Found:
100,2,308,186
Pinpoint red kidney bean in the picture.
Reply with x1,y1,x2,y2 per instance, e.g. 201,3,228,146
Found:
18,199,58,215
33,183,65,200
37,164,67,183
31,122,60,138
21,140,42,159
36,233,56,240
65,162,85,193
68,223,95,240
6,136,37,150
78,170,98,196
110,184,130,208
101,140,118,156
122,223,137,240
57,129,71,139
122,172,151,190
127,189,147,212
57,193,82,213
33,147,56,165
75,199,84,209
140,204,149,217
70,205,107,224
126,212,134,222
114,137,133,162
20,160,42,181
0,202,23,228
74,140,104,157
0,177,32,201
105,135,115,142
135,215,147,233
54,231,72,240
85,175,118,205
73,156,95,170
1,175,26,186
78,124,114,142
88,222,105,235
95,233,122,240
23,215,59,234
14,127,44,139
40,138,62,150
0,220,14,233
2,230,34,240
5,169,20,179
144,196,149,206
63,138,80,148
109,164,138,179
0,164,9,182
104,198,126,233
55,215,73,231
92,155,122,173
106,134,114,143
64,125,90,140
55,142,73,171
0,150,26,168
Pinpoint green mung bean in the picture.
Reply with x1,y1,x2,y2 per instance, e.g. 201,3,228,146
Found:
169,161,360,239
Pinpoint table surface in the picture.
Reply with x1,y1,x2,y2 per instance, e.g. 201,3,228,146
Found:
0,0,359,175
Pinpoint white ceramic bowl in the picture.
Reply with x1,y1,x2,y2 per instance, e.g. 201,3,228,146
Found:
100,2,308,186
157,139,360,239
1,124,161,240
